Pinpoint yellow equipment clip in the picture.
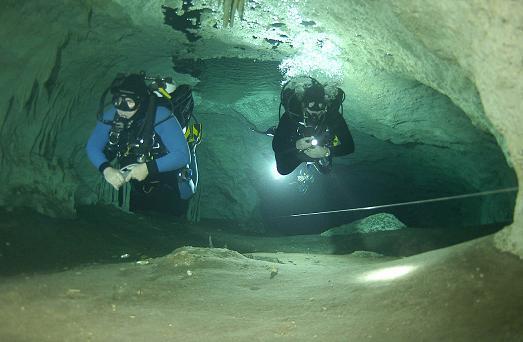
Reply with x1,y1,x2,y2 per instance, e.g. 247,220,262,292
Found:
185,123,203,145
332,135,341,146
158,87,172,100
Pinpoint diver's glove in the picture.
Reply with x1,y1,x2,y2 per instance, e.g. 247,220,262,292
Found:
123,163,149,182
103,167,126,190
304,145,331,159
296,136,314,150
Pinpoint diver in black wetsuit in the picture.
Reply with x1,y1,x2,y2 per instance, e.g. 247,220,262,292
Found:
272,76,355,175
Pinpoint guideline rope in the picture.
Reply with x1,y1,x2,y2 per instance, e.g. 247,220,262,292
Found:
286,186,519,218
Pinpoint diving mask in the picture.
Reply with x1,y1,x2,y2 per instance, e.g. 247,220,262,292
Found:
303,101,327,126
113,93,140,111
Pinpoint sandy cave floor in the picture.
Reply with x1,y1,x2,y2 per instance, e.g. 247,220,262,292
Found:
0,206,523,341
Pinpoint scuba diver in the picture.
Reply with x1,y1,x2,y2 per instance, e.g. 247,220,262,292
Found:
272,76,355,176
86,73,201,215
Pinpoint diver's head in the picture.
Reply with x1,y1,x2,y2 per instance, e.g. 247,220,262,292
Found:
110,74,149,118
302,82,327,126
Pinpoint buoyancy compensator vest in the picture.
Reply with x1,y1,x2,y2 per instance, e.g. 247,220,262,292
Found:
103,111,168,166
98,72,198,165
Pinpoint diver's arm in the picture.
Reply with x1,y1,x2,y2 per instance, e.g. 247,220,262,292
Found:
330,113,355,157
146,114,190,176
272,114,309,175
86,121,112,173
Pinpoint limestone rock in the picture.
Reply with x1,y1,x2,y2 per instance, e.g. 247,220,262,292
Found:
321,213,407,236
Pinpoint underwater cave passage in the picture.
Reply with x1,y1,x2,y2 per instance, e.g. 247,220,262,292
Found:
1,58,519,276
189,60,519,256
1,2,523,340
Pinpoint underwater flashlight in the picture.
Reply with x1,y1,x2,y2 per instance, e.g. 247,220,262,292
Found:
311,137,318,146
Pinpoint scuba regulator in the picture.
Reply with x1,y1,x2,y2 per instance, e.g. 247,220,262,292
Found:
98,72,178,164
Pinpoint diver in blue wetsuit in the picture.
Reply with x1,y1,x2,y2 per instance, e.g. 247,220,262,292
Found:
86,73,196,214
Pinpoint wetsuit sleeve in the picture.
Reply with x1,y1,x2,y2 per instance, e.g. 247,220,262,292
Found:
330,113,355,157
146,114,190,175
86,120,112,173
272,114,310,175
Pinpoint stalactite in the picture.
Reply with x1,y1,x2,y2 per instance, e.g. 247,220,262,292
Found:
222,0,245,27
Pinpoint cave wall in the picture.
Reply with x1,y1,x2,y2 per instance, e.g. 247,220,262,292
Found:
338,70,516,227
386,0,523,256
0,1,184,216
318,0,522,253
373,0,523,254
0,1,521,254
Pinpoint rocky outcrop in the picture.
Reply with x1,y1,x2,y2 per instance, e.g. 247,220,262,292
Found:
321,213,406,236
